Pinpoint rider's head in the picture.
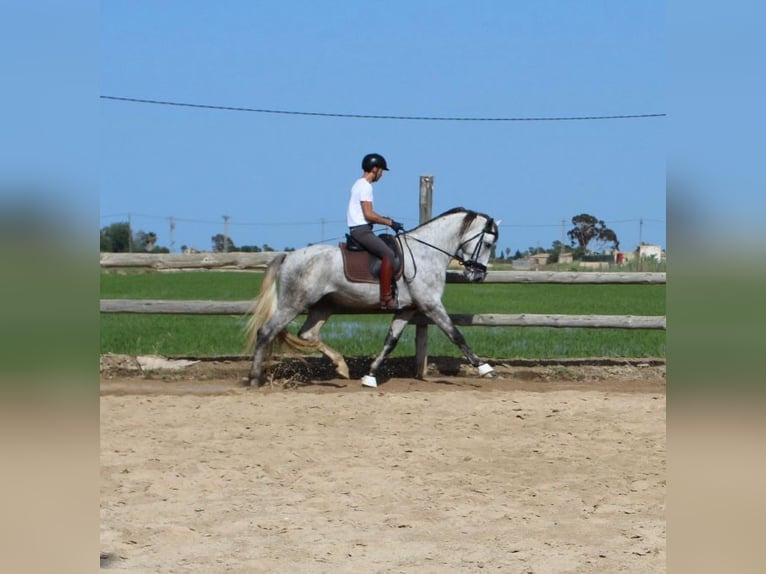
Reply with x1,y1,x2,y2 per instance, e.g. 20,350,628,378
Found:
362,153,389,182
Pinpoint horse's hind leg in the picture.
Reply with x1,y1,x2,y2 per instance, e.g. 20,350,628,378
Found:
248,308,301,386
298,307,350,379
364,310,416,387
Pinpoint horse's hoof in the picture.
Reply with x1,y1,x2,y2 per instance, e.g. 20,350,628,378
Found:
242,376,261,388
337,365,350,379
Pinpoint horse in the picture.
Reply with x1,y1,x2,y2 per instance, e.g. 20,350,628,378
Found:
244,207,500,387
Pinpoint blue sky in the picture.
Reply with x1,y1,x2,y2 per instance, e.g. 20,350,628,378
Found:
100,1,665,254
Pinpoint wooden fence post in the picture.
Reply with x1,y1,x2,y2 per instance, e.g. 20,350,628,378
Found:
415,175,433,378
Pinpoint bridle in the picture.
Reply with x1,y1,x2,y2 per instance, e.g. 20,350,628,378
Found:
398,216,496,281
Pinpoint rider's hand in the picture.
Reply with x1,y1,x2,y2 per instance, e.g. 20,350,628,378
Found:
390,220,405,233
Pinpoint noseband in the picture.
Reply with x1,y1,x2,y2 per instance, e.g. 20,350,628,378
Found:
456,217,496,275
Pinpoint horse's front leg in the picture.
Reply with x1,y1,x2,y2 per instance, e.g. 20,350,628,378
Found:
421,303,495,378
363,309,416,388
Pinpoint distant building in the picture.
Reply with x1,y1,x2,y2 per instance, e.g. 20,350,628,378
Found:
558,251,574,264
529,253,550,266
512,252,572,268
636,244,663,260
511,258,531,269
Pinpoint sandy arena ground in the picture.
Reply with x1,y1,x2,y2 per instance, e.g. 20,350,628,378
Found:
100,356,666,573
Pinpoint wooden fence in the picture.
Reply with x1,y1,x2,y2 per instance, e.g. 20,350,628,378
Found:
101,253,665,376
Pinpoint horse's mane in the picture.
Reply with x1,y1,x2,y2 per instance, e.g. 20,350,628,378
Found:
416,207,498,237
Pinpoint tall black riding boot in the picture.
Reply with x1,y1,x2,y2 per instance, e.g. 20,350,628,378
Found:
379,258,399,310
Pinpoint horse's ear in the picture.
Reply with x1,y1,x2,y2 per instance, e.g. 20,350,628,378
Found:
495,219,502,226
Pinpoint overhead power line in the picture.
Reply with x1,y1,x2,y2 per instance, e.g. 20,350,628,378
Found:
101,95,666,122
100,212,347,227
101,212,663,229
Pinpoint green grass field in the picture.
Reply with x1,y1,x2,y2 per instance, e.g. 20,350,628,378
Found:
100,270,666,358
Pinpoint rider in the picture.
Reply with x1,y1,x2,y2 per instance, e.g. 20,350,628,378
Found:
346,153,405,310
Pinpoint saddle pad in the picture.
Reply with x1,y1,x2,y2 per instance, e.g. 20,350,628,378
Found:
339,243,404,284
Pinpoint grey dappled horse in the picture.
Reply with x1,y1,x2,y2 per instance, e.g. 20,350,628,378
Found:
245,207,499,387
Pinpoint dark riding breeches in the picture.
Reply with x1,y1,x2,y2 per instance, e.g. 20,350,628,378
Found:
349,225,397,264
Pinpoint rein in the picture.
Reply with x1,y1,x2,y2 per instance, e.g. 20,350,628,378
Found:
397,217,495,282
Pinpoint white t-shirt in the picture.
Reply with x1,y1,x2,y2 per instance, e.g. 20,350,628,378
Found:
346,177,374,227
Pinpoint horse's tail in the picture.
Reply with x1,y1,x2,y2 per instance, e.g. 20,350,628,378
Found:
244,253,286,352
244,253,321,355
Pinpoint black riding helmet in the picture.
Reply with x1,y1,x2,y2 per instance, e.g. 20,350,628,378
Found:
362,153,389,172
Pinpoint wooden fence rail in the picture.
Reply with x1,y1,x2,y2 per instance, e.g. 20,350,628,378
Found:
100,252,278,270
100,253,665,283
99,299,665,330
446,270,665,284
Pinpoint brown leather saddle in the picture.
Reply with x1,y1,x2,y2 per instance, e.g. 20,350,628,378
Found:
339,233,404,284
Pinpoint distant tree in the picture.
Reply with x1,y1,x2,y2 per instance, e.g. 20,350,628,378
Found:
237,244,283,253
566,213,620,254
131,230,169,252
100,222,131,252
100,223,169,253
212,233,236,252
132,230,154,252
284,246,296,252
512,249,523,260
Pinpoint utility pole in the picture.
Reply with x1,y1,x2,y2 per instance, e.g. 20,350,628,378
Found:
415,175,434,379
560,218,566,254
419,175,433,225
168,217,175,253
639,218,644,246
223,215,230,253
127,212,132,253
320,217,326,243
